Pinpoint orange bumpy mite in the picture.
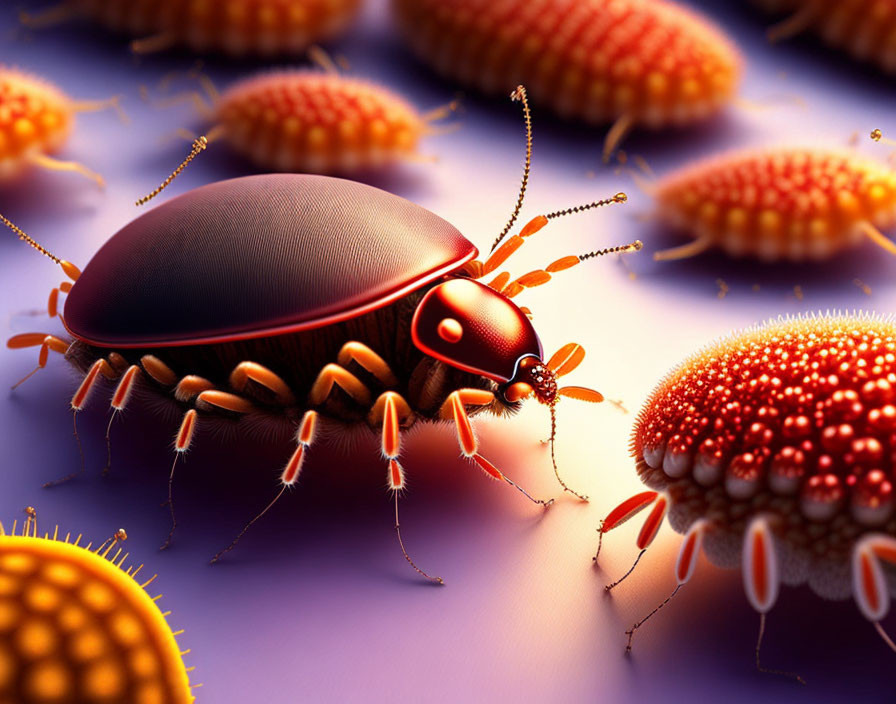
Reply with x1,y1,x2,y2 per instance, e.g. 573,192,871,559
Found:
0,511,195,703
760,0,896,73
652,148,896,262
22,0,360,56
212,71,443,174
633,313,896,586
598,314,896,670
391,0,741,159
0,66,117,187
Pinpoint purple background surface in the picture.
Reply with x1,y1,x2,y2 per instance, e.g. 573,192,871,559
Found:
2,2,895,702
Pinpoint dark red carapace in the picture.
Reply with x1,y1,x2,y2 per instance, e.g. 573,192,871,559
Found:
6,86,639,583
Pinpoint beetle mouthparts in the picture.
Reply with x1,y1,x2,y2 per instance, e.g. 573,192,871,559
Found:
505,355,557,405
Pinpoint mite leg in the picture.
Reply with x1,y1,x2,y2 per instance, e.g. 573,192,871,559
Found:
174,375,215,403
602,113,635,164
652,234,713,262
196,390,256,415
103,364,140,475
18,4,74,28
130,32,177,55
6,333,69,389
27,153,104,188
600,493,667,591
593,490,659,562
71,95,128,124
744,517,805,685
766,0,821,43
625,520,707,652
211,410,318,564
441,390,553,507
309,363,372,407
45,359,113,488
374,391,442,584
857,221,896,256
337,341,399,388
229,361,296,405
852,534,896,653
160,410,198,550
140,355,178,387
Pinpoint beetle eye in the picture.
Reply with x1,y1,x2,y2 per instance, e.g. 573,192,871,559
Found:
437,318,463,343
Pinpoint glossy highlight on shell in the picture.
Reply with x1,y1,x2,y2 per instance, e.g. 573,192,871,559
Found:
632,313,896,598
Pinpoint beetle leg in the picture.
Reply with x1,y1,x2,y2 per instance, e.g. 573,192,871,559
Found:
196,390,256,415
337,342,399,388
373,391,443,584
229,361,295,406
103,365,140,476
603,493,667,591
309,363,372,407
444,390,554,507
161,409,198,550
44,359,109,488
174,375,215,403
46,281,72,319
6,333,69,389
140,355,178,386
211,410,318,564
625,519,708,652
437,388,495,419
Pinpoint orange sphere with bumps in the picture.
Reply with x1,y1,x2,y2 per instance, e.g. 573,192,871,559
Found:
0,68,73,179
391,0,741,128
633,313,896,598
654,148,896,261
0,520,194,703
216,71,429,173
759,0,896,73
60,0,360,55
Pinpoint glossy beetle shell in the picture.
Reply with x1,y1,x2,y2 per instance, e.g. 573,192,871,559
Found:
411,278,542,383
64,174,476,347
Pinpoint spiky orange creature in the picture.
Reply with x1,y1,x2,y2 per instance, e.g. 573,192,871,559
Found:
194,70,453,174
597,313,896,676
761,0,896,74
391,0,741,161
0,509,195,703
0,66,121,187
651,148,896,262
22,0,361,56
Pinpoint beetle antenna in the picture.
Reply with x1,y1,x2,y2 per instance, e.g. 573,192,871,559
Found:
135,135,208,206
498,238,642,299
548,402,589,501
544,191,628,220
490,85,533,253
0,213,81,280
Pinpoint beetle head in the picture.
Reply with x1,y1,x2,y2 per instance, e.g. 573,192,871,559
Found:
411,277,556,404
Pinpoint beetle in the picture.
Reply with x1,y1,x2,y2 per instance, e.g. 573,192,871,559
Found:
5,86,640,583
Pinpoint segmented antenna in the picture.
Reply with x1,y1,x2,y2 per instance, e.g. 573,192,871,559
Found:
1,213,80,279
136,136,208,206
578,239,643,261
545,192,628,220
491,85,533,253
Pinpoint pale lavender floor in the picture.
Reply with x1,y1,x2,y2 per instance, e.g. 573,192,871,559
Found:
1,2,894,702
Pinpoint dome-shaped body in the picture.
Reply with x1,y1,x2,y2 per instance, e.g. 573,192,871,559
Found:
759,0,896,74
633,313,896,598
217,72,426,173
656,148,896,261
0,519,193,703
67,0,360,55
392,0,740,127
0,67,72,178
63,174,476,347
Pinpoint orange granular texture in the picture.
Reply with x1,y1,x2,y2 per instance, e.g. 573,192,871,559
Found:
0,530,193,703
217,72,424,173
392,0,740,127
633,314,896,528
0,68,72,166
656,149,896,260
760,0,896,73
72,0,360,55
